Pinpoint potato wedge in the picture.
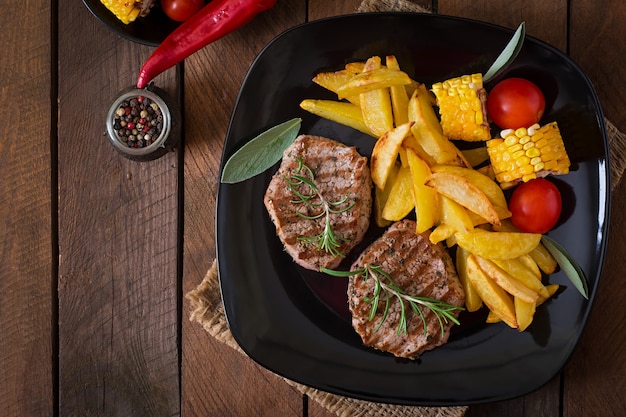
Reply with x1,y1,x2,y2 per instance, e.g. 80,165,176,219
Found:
486,311,502,323
425,172,501,226
357,57,395,137
336,68,412,99
538,284,560,304
529,243,559,274
456,246,483,312
514,297,536,332
440,195,474,234
312,70,360,105
405,147,439,233
473,255,540,303
407,85,462,166
430,223,455,244
455,229,542,260
370,122,413,190
382,165,414,221
361,88,394,137
466,254,517,328
299,99,373,136
374,161,400,227
517,253,542,279
403,134,438,167
494,219,558,274
431,165,510,212
386,56,410,126
493,257,550,299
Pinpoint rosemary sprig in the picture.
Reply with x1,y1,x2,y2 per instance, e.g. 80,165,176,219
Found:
284,157,355,258
321,265,464,337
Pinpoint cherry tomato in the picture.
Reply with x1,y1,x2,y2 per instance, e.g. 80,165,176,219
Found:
161,0,204,22
487,78,546,130
508,178,562,234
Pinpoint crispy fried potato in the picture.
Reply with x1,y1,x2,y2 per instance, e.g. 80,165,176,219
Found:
529,243,559,274
403,134,438,167
382,165,414,221
473,255,540,303
430,223,455,244
312,70,360,105
431,165,510,213
440,195,474,234
425,172,501,226
386,56,410,126
299,99,373,136
455,229,542,260
466,254,517,328
374,161,400,227
514,297,536,332
408,85,463,166
456,246,483,312
538,284,560,304
486,311,502,323
370,122,413,190
493,257,550,299
517,253,542,279
357,58,395,136
344,61,365,74
336,68,412,99
405,147,439,233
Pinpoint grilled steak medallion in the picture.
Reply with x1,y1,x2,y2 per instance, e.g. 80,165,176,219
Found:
264,135,372,271
348,220,465,359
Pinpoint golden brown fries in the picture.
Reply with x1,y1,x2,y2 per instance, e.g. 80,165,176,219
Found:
301,54,564,333
455,229,541,260
370,122,413,190
425,172,501,226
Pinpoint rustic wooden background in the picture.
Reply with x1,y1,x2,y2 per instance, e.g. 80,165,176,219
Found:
1,0,624,416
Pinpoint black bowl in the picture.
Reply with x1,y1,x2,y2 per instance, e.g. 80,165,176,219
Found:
83,0,180,46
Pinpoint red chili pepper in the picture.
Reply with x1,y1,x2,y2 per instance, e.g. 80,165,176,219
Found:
136,0,277,89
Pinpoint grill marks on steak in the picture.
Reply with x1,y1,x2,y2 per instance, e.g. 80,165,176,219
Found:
264,135,372,271
348,220,465,359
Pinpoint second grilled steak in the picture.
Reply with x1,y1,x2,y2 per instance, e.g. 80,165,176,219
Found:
264,135,372,271
348,219,465,359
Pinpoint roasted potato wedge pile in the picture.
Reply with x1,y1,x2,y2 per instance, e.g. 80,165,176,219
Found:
301,55,560,332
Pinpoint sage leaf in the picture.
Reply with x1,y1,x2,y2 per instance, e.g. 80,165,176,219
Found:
483,22,526,83
220,118,302,184
541,235,589,299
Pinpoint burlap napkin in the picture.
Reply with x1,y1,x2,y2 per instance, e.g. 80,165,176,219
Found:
187,1,626,416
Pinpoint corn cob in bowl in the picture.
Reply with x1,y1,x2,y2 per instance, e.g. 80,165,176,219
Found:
100,0,154,24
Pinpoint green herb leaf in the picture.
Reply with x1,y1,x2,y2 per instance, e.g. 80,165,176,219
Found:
541,235,589,299
320,265,464,337
220,118,302,184
483,22,526,83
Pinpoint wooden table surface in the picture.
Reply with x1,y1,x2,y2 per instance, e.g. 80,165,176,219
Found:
2,0,625,416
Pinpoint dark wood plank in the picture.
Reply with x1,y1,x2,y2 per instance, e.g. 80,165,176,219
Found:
181,2,307,416
438,0,567,52
0,1,54,416
57,2,180,415
564,3,626,408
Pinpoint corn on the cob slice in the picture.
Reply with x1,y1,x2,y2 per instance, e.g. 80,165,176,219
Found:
431,73,491,142
100,0,153,25
486,122,571,189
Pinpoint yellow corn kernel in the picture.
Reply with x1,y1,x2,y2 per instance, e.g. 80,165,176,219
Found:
431,73,491,141
100,0,151,24
486,122,570,189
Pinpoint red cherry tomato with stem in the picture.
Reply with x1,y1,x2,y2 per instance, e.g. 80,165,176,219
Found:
508,178,562,234
161,0,204,22
488,78,546,130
